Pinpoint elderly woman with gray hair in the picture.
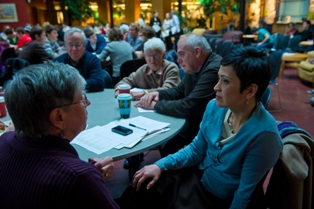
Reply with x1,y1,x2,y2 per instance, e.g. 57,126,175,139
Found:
115,37,180,100
0,62,119,209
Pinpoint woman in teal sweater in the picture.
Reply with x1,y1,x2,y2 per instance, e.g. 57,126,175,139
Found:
117,47,283,209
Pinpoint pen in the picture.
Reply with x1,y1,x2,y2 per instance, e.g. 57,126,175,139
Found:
129,123,147,131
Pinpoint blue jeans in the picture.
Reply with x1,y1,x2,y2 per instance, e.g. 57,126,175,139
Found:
256,42,273,49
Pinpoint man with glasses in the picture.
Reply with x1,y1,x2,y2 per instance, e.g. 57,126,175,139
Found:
54,27,104,92
135,34,221,157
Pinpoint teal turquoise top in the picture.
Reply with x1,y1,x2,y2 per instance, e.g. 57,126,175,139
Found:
258,28,274,44
156,99,283,209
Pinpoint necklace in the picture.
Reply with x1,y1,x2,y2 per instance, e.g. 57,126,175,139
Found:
228,112,233,132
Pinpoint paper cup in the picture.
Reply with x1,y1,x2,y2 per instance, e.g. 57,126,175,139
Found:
0,96,6,117
118,84,131,94
117,93,132,118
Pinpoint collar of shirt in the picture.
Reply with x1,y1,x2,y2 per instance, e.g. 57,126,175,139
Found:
145,62,164,75
67,54,84,67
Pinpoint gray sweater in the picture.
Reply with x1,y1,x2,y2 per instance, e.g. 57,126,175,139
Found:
97,41,137,77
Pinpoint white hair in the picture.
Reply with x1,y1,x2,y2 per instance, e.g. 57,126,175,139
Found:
119,24,129,34
144,37,166,53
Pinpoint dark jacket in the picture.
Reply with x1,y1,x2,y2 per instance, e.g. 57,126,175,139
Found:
155,52,222,125
18,41,54,65
0,132,119,209
85,34,107,54
54,51,104,92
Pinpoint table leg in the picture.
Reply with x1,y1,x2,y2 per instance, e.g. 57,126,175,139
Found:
279,60,285,78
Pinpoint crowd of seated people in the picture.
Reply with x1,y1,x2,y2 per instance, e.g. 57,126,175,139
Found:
2,11,314,209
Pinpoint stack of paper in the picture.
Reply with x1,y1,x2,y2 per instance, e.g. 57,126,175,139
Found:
70,116,170,155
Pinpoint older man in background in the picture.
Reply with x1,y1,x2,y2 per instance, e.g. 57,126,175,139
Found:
135,34,221,157
54,27,104,92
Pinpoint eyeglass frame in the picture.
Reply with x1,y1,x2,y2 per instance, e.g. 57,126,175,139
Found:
65,42,85,49
145,53,162,59
55,94,89,109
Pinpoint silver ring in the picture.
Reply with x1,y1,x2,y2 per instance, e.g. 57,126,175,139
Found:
105,173,109,177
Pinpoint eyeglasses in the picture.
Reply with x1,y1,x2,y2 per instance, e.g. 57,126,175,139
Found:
66,42,84,49
145,53,162,59
55,94,89,108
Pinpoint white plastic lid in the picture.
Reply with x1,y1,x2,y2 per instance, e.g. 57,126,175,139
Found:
118,84,131,90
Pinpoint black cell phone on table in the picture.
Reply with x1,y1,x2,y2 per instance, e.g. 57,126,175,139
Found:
111,125,133,136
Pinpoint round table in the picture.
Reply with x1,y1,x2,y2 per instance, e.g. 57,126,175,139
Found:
73,89,186,161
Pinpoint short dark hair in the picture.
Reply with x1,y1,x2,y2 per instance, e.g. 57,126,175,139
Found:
4,28,13,35
108,27,123,42
141,26,156,39
220,47,271,100
304,20,311,26
45,24,57,34
83,27,95,38
16,26,25,34
29,26,44,40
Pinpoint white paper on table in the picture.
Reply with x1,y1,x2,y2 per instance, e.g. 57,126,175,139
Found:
130,87,144,92
118,116,170,135
71,117,170,153
71,125,121,155
94,122,147,146
142,128,171,141
137,107,155,113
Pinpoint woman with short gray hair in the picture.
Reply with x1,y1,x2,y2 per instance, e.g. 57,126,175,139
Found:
115,37,180,100
0,62,119,209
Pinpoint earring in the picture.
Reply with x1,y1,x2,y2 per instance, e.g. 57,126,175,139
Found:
60,131,64,138
246,99,249,105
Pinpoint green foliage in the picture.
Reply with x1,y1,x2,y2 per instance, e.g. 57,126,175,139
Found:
64,0,94,22
199,0,251,17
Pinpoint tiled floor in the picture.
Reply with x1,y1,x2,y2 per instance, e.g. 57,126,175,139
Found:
106,67,314,199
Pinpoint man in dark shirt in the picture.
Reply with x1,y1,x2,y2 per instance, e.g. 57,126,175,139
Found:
54,27,104,92
18,26,54,64
295,20,313,42
84,26,107,55
135,34,222,157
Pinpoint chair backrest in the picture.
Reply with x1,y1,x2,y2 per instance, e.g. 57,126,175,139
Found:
222,30,243,42
191,28,206,36
1,47,16,65
204,29,217,35
259,87,272,109
209,38,217,52
102,70,113,88
0,58,30,85
179,68,185,80
231,31,243,44
216,40,225,56
269,49,284,81
120,58,146,80
164,50,179,67
220,41,234,57
203,34,223,43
